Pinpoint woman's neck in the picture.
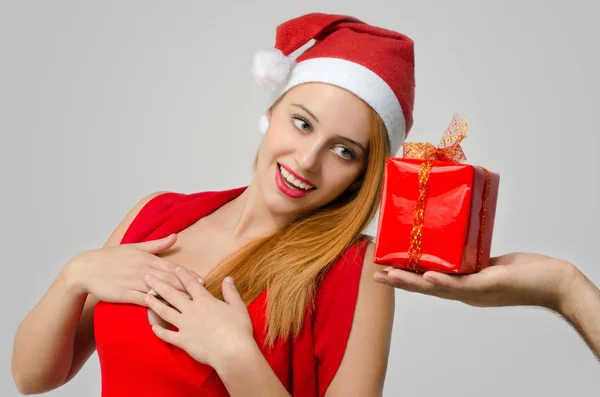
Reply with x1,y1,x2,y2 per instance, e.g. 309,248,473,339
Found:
216,182,292,243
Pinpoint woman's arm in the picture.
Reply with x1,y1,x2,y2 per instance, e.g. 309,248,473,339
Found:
211,241,395,397
558,265,600,360
212,341,292,397
324,241,395,396
11,191,164,394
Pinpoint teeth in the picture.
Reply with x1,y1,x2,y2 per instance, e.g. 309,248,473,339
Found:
279,165,314,190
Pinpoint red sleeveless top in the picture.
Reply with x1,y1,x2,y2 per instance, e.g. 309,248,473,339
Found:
94,186,369,397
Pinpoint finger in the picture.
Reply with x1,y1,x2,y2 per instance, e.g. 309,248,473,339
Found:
151,324,180,346
174,267,209,300
421,271,484,292
420,272,485,299
187,269,204,281
123,290,153,307
376,269,439,294
148,258,204,281
377,270,477,303
144,274,190,310
222,277,244,308
144,294,181,327
132,278,160,295
131,277,184,299
148,256,182,273
435,265,517,294
147,269,188,292
131,233,178,254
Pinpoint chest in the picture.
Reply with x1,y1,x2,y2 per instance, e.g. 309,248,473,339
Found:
147,219,247,327
156,218,240,278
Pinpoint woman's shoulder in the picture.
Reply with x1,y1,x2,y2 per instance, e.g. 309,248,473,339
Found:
103,191,172,246
113,190,191,245
332,235,373,270
315,236,373,297
129,186,244,217
117,187,247,244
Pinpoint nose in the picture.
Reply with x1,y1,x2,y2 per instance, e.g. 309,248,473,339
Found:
295,140,323,173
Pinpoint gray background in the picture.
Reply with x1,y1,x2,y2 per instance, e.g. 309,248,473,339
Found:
2,0,598,395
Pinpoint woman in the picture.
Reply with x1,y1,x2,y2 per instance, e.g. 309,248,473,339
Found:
13,10,595,397
12,12,414,397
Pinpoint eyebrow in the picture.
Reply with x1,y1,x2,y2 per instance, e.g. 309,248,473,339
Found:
291,103,319,123
291,103,368,154
337,136,367,154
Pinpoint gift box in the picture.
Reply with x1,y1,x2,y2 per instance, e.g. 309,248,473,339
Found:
373,114,500,274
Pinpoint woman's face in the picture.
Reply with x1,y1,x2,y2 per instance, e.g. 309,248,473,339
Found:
255,82,371,220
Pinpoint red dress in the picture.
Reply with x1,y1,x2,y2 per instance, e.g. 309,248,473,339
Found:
94,186,369,397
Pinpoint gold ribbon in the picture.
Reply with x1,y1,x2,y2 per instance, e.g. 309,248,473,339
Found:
402,113,468,163
402,113,490,273
476,169,491,272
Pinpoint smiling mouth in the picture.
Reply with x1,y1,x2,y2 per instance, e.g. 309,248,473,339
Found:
277,163,316,191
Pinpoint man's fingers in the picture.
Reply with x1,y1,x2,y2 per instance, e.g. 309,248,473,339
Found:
377,269,439,294
423,271,485,292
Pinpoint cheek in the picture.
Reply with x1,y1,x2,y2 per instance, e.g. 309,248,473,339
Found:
264,124,298,152
321,165,361,192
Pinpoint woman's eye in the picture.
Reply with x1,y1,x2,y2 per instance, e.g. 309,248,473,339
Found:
333,146,355,160
292,117,311,132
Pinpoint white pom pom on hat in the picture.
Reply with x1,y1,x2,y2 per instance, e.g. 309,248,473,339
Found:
251,12,416,157
252,49,296,90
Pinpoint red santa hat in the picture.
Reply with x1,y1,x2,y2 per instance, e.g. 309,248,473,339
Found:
252,12,415,157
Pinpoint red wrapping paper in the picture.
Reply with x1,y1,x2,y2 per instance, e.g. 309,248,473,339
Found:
373,114,500,274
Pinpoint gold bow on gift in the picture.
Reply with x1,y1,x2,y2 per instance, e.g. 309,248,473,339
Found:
400,113,486,273
402,112,468,162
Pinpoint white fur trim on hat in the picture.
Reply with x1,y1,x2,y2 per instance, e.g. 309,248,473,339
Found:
275,57,406,156
252,49,296,90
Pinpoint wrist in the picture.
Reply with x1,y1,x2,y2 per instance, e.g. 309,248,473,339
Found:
60,252,89,296
556,262,587,317
211,335,259,376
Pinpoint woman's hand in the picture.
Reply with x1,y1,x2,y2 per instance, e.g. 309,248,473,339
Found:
142,266,255,368
66,234,198,305
374,252,581,312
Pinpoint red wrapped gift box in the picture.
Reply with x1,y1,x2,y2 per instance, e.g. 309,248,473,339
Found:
373,114,500,274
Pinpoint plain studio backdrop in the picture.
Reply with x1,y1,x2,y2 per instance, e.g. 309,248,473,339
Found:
1,1,598,396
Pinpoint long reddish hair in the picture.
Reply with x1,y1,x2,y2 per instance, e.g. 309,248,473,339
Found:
204,98,390,347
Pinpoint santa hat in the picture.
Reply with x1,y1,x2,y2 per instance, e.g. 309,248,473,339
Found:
252,12,415,157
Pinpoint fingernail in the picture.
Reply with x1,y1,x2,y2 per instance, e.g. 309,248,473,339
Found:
144,274,151,282
144,294,151,305
383,266,394,272
198,276,205,284
175,266,181,273
224,276,234,284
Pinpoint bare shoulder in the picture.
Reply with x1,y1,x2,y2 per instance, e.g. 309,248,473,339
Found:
360,238,389,284
358,240,395,322
103,191,170,247
63,191,171,384
325,239,395,397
